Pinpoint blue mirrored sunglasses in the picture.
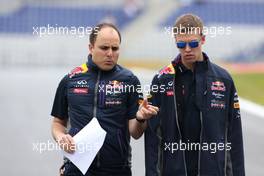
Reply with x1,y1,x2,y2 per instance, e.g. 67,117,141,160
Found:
176,40,200,49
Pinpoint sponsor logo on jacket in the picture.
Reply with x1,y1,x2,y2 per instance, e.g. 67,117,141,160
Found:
69,63,88,78
211,81,226,92
158,64,175,78
211,99,226,109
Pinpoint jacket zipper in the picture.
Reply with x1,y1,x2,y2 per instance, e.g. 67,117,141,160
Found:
117,130,124,159
172,75,188,176
224,112,229,176
198,111,203,176
197,83,207,175
94,70,101,168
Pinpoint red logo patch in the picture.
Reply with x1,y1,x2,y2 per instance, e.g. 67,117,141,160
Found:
69,67,83,78
160,67,173,75
166,91,174,96
73,88,88,94
211,81,226,92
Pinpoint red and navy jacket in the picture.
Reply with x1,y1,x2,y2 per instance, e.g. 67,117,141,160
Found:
51,55,142,171
145,53,245,176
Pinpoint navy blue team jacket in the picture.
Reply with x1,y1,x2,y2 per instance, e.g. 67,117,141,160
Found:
145,53,245,176
51,55,142,175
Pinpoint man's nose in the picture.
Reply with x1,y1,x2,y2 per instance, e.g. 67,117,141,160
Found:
106,48,113,57
185,44,191,52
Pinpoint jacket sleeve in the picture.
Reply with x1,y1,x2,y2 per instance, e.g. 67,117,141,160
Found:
126,75,143,119
228,80,245,175
51,75,69,120
145,74,162,176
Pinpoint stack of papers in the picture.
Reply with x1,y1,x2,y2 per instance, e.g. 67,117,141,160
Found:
62,117,106,175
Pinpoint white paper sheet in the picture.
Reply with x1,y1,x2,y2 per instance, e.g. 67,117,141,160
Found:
62,117,106,175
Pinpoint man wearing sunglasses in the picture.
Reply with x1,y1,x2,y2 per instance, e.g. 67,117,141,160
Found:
145,14,245,176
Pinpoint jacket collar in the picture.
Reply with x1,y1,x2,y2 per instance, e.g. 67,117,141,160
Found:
87,54,117,73
172,52,209,74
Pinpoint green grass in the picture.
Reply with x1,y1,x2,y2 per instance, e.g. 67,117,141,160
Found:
232,73,264,105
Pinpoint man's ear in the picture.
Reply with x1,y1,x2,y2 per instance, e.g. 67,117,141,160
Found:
201,35,206,45
88,44,93,54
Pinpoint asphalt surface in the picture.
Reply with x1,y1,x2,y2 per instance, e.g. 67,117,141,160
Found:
0,68,263,175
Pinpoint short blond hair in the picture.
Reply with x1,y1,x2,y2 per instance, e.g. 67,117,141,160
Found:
173,13,204,36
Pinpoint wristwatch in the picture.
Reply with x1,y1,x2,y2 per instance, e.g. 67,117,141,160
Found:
136,117,145,123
